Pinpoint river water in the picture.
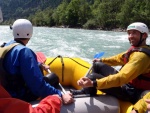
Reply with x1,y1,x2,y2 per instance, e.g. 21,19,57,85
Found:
0,25,150,64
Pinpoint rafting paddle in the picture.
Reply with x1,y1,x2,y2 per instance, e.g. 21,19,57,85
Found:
36,52,67,94
84,52,105,77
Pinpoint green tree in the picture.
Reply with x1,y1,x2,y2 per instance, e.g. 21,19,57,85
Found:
117,0,138,28
65,0,80,27
52,1,68,26
1,0,150,30
31,8,54,26
78,0,92,26
91,0,123,29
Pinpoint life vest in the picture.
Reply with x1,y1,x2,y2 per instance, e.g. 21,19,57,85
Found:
0,43,19,88
123,46,150,90
0,43,39,102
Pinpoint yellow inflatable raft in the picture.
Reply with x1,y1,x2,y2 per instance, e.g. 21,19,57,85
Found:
43,57,133,113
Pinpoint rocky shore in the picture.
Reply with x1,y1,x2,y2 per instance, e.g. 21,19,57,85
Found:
54,25,127,32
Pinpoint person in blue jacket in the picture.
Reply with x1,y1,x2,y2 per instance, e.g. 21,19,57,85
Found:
2,19,73,104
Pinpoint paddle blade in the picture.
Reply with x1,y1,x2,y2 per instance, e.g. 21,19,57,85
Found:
36,52,47,63
94,52,105,58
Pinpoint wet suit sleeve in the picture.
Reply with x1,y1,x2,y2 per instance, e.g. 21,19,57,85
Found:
19,48,62,97
96,52,150,89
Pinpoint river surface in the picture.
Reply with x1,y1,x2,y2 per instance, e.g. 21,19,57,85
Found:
1,25,150,64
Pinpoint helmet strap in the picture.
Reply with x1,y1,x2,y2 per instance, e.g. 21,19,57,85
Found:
137,33,144,46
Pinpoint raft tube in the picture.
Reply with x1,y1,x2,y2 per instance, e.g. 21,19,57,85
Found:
61,95,119,113
42,57,133,113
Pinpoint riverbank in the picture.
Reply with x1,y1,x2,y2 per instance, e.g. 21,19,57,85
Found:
52,25,127,32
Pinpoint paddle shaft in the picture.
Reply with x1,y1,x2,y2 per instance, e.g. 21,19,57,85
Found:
36,52,67,94
47,69,67,94
84,65,93,77
84,52,104,77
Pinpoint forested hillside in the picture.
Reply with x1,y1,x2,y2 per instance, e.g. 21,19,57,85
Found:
1,0,150,30
0,0,63,22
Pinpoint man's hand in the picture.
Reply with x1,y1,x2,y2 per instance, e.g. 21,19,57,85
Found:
62,92,74,104
93,58,101,62
77,77,93,88
41,63,50,72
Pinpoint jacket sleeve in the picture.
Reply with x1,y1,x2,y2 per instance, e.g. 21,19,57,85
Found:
33,95,62,113
0,85,61,113
101,52,125,66
133,92,150,113
0,96,61,113
96,52,150,89
19,48,62,97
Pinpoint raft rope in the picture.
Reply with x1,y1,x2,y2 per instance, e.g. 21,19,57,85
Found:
47,56,90,82
48,55,64,82
66,57,89,69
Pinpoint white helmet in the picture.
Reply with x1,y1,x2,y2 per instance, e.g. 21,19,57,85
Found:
127,22,149,36
12,19,33,38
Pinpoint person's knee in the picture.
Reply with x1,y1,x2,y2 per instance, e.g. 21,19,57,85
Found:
87,73,103,80
93,62,104,73
93,62,118,75
44,73,59,88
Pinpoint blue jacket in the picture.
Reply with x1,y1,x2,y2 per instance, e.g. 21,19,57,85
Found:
3,40,62,99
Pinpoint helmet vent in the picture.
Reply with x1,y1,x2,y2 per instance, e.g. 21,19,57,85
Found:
27,34,29,36
17,33,19,36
